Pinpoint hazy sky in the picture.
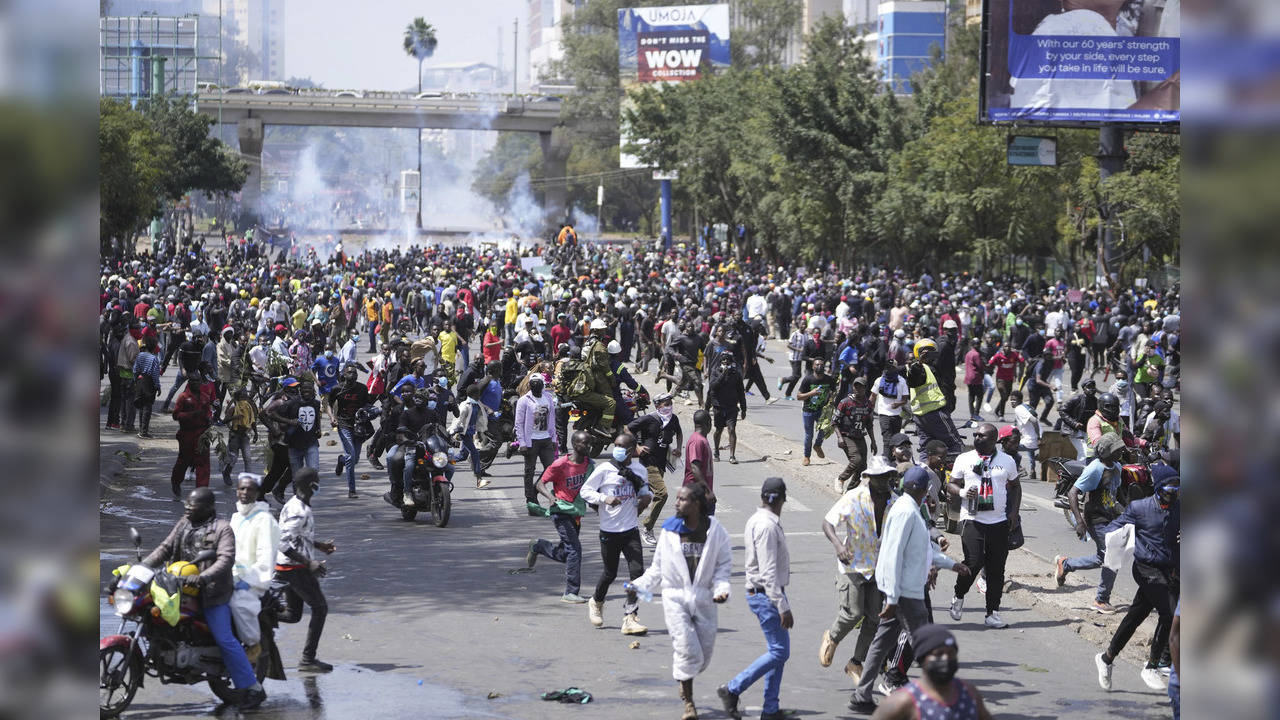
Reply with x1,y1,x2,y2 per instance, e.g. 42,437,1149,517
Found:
286,0,528,90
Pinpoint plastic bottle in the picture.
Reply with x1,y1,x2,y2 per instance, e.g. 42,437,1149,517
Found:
623,582,653,603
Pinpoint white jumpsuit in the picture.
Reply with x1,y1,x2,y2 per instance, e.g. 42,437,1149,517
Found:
631,515,733,681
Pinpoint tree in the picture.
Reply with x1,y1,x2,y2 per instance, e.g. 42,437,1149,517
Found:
403,17,439,93
99,99,171,252
471,132,542,210
731,0,803,69
137,94,247,202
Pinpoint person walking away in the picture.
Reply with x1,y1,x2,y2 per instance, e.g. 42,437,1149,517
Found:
1055,434,1125,614
1095,471,1179,692
718,477,793,720
629,391,683,546
526,430,595,603
847,468,969,714
869,624,995,720
274,468,337,673
796,358,835,466
872,363,910,459
833,378,879,492
1010,390,1040,476
708,354,747,464
448,384,491,488
329,366,372,498
143,487,267,709
628,482,732,720
516,375,558,511
819,457,898,685
221,389,258,486
579,433,653,635
947,424,1021,629
229,473,280,662
963,339,985,424
132,337,162,438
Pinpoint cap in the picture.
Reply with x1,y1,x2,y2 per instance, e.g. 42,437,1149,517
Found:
943,319,958,330
1094,433,1125,460
280,377,299,387
236,472,263,487
911,624,957,662
761,477,787,500
900,466,931,494
653,391,675,404
852,376,867,386
889,433,911,448
998,424,1017,440
1151,463,1179,488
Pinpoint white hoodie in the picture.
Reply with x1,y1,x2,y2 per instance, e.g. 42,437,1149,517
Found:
230,500,280,594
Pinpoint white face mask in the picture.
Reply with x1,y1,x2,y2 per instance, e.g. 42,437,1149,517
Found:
657,406,673,418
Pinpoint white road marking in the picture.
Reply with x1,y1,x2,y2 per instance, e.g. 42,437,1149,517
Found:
470,488,521,520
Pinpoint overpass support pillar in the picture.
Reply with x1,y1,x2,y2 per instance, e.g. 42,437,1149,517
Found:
237,118,264,225
539,129,569,229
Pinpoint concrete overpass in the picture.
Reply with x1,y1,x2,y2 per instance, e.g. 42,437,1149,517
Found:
194,90,568,223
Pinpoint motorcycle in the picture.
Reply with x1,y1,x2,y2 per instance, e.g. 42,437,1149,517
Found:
386,425,456,526
99,527,285,718
1049,436,1155,525
565,385,651,457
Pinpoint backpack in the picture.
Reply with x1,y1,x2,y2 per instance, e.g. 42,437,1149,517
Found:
554,358,589,398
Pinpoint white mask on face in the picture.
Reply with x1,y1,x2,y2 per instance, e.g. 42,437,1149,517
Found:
657,406,673,418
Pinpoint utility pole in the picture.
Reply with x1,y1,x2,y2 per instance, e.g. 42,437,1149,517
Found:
513,18,519,94
1096,124,1127,288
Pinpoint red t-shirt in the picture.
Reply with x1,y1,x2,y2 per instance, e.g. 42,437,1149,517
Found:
483,331,503,363
683,431,714,491
987,349,1022,382
541,456,592,503
549,324,573,354
1045,338,1065,369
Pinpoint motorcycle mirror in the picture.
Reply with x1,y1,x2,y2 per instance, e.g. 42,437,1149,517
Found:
129,527,142,547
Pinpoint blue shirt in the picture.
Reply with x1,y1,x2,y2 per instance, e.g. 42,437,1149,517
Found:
480,378,503,412
1073,458,1120,493
1104,496,1179,569
391,374,427,398
311,355,341,392
876,494,955,604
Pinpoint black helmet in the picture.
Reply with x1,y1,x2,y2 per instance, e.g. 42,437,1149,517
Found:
1082,379,1097,393
1098,392,1119,421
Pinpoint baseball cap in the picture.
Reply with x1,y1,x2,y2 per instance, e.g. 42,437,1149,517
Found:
998,425,1017,440
280,377,299,387
889,433,911,448
900,466,931,494
761,477,787,501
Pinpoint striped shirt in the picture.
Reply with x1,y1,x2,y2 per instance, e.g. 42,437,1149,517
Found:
132,350,162,388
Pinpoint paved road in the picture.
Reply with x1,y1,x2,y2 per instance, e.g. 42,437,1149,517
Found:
99,336,1173,719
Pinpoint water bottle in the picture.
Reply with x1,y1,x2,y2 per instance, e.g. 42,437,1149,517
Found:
623,582,653,603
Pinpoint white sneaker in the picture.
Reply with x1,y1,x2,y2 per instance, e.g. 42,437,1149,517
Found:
1140,667,1168,690
948,596,964,621
767,396,779,405
588,598,604,627
976,575,987,594
983,612,1009,629
640,529,657,546
1095,653,1113,691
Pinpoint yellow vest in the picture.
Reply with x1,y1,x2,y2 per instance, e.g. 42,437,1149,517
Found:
909,364,946,415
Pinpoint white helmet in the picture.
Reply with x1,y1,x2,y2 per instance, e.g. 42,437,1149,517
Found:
607,340,622,354
589,318,608,331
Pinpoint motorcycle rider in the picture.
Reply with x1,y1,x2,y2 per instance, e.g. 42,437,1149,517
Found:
385,388,450,507
516,374,558,513
906,339,964,461
583,318,618,427
143,487,267,709
230,473,280,660
1085,392,1126,459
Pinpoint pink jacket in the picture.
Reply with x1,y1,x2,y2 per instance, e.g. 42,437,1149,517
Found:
963,349,985,386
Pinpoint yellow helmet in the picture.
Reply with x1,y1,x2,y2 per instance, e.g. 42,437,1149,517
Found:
249,297,259,307
239,289,249,299
166,560,201,595
913,338,937,358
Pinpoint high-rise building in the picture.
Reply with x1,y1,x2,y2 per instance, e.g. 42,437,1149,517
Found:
875,0,945,93
965,0,981,26
528,0,583,89
226,0,286,82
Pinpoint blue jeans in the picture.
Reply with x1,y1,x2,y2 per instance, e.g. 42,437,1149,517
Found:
534,513,582,595
728,592,790,714
1064,520,1118,603
461,433,482,475
802,410,825,458
1169,681,1179,720
203,601,257,689
457,341,470,369
288,443,319,477
337,427,362,493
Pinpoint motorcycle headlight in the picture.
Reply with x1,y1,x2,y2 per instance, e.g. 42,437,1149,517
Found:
112,588,135,615
431,451,448,468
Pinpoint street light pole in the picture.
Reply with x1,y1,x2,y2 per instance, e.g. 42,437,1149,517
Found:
417,58,423,231
513,18,518,95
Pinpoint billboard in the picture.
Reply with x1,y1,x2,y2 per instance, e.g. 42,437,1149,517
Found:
618,4,730,168
980,0,1179,126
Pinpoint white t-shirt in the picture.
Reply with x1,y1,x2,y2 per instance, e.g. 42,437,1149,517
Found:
872,375,910,417
951,449,1019,525
1014,403,1040,449
527,394,554,441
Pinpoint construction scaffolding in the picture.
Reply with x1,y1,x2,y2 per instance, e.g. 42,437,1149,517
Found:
100,15,220,101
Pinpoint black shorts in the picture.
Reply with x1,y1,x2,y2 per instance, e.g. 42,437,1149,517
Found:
712,405,737,429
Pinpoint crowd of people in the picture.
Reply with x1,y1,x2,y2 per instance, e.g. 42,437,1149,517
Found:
100,228,1181,716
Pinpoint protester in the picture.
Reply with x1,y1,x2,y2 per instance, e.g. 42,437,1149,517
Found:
527,430,594,603
579,433,653,635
